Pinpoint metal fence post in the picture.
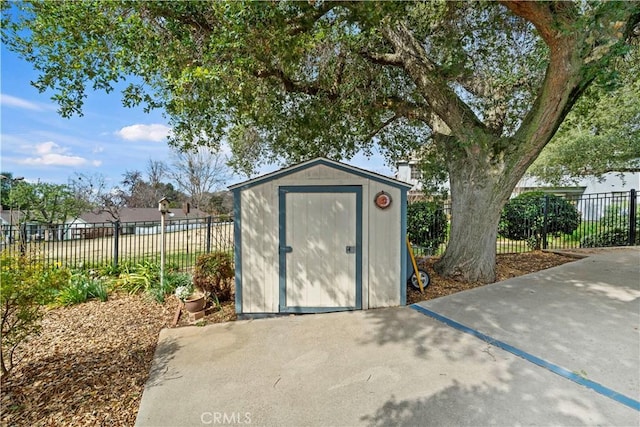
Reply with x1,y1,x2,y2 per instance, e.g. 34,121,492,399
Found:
206,216,212,254
629,189,637,246
113,221,120,268
19,222,27,255
541,194,550,250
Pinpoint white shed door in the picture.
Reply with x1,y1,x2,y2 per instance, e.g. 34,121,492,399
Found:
279,187,362,312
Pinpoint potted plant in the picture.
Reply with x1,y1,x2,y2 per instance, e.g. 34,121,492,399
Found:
174,282,205,313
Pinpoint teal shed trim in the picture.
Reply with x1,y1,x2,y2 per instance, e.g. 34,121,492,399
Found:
231,157,412,315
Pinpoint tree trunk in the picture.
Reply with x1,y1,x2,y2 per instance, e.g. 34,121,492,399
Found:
435,153,514,283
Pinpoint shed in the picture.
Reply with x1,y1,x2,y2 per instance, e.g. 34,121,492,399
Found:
229,157,412,315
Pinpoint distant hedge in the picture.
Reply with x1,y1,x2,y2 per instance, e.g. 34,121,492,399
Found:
581,205,640,247
407,201,447,255
499,192,580,249
581,228,629,248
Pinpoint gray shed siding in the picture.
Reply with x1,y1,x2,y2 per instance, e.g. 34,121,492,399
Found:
231,158,410,314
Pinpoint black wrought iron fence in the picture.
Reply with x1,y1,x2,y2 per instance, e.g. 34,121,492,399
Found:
2,190,637,268
0,215,233,271
410,189,638,256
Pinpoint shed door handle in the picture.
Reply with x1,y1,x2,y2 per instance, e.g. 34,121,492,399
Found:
346,246,356,254
280,246,293,253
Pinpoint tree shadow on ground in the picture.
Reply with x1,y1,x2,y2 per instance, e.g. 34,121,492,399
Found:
358,306,468,360
360,364,632,427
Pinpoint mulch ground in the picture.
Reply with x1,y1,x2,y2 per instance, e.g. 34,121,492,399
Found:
1,251,577,426
407,250,579,304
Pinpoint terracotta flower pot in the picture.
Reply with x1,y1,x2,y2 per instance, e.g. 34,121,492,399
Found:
184,294,206,313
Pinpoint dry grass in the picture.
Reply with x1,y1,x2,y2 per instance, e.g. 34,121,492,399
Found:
26,223,234,265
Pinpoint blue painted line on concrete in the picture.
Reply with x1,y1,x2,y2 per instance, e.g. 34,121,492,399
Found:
410,304,640,412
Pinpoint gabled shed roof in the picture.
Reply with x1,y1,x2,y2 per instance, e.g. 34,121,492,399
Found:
229,157,412,192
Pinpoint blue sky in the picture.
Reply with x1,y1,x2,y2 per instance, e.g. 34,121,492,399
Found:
1,44,393,189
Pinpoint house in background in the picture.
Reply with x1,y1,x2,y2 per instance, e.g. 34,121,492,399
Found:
64,207,208,240
397,158,638,200
0,210,47,243
395,159,638,222
514,172,639,198
514,172,639,222
396,158,425,201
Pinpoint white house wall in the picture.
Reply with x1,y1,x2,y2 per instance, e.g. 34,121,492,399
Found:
516,172,639,195
579,173,639,194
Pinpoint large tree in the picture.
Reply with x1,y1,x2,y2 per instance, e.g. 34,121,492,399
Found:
3,1,638,282
121,168,183,209
168,147,231,209
10,181,86,241
0,173,23,210
68,172,128,221
526,49,640,185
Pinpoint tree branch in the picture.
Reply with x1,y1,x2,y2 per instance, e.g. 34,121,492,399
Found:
361,51,403,66
382,21,488,140
286,2,334,36
500,1,638,188
332,51,347,94
254,67,338,100
363,114,399,142
499,1,560,46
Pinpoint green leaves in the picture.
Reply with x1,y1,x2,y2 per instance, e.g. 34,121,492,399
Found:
498,192,581,249
528,46,640,184
1,251,69,375
3,0,639,282
407,201,447,255
9,181,87,226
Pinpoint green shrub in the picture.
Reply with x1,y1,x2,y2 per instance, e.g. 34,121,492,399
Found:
599,203,639,229
55,270,110,306
580,228,630,248
165,272,192,294
498,192,580,249
194,252,234,302
96,262,124,277
146,271,190,303
1,252,69,375
147,283,168,303
56,280,89,306
88,279,109,302
115,261,190,303
406,201,447,255
116,261,160,294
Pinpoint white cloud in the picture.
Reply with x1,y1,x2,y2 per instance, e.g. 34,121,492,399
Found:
0,94,44,111
17,141,90,167
35,141,64,155
115,123,172,142
22,153,87,167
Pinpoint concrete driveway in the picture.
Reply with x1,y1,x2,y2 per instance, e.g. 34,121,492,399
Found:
136,248,639,426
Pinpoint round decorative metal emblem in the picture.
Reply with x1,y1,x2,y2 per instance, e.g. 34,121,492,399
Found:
374,191,392,209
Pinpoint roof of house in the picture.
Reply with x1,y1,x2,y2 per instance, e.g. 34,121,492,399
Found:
74,207,208,224
229,157,412,192
0,210,21,225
